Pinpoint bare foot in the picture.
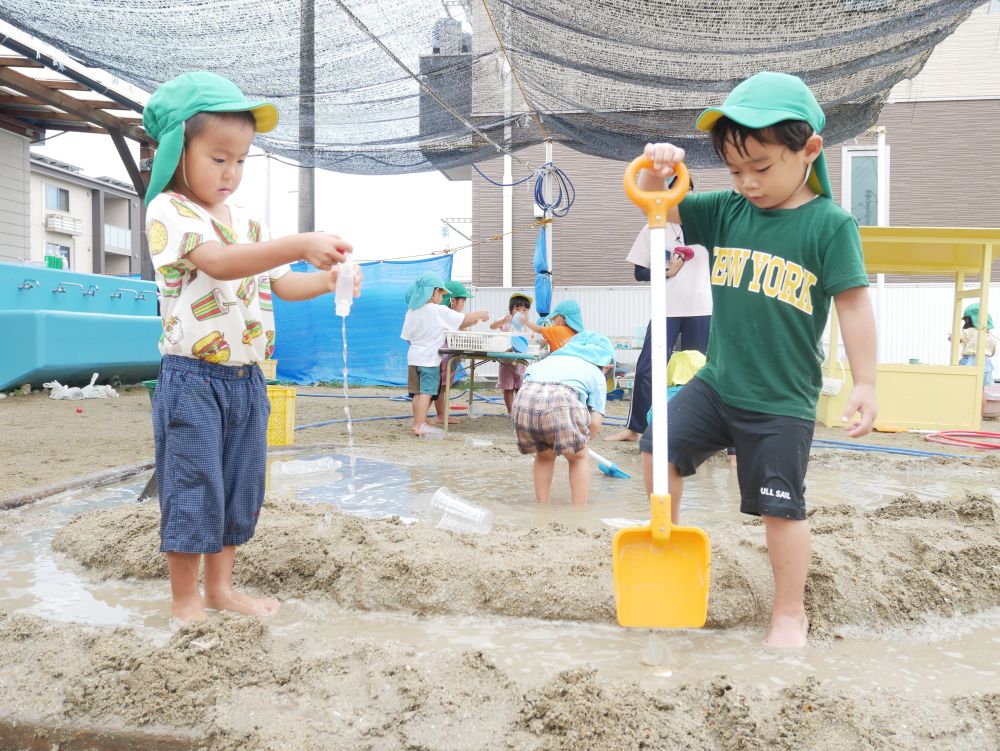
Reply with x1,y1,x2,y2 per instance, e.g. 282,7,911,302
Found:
171,602,209,627
605,429,640,442
205,589,281,617
763,613,809,648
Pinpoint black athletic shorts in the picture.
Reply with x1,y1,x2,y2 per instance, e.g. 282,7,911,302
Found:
640,377,814,520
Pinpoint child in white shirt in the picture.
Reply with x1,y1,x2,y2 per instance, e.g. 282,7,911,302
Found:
401,273,487,435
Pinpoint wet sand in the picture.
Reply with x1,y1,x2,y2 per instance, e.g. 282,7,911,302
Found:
1,385,999,749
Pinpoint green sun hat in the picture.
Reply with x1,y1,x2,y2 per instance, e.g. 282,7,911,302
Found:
143,71,279,205
963,303,994,330
441,280,471,307
695,71,832,199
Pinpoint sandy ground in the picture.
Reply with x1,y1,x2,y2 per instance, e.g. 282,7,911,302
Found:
1,384,999,749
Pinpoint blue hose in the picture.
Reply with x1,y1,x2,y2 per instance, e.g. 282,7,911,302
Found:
295,414,413,431
812,438,972,459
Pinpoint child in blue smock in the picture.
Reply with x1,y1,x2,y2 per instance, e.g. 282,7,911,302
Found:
512,331,615,504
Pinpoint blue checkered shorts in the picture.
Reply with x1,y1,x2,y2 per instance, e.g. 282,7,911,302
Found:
152,355,270,553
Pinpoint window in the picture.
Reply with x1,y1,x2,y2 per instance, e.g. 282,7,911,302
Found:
46,185,69,212
841,142,889,227
46,242,71,269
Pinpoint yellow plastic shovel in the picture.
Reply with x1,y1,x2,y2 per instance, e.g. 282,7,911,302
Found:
612,156,711,629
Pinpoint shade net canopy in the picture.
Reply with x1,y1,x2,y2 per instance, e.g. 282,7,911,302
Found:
0,0,981,173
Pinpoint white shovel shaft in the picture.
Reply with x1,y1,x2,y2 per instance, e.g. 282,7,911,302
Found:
649,226,669,496
588,448,612,466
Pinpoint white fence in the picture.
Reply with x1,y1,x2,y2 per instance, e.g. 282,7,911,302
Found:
466,284,1000,381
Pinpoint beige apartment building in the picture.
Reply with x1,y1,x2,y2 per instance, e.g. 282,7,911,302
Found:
27,154,141,275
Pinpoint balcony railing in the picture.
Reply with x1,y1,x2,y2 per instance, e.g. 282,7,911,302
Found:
104,224,132,254
45,213,83,236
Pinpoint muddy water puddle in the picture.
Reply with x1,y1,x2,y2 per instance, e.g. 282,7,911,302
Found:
1,451,998,698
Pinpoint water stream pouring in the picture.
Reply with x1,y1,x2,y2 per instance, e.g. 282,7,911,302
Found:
335,257,357,471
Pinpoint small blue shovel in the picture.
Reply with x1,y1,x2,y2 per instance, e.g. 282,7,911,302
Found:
589,448,631,479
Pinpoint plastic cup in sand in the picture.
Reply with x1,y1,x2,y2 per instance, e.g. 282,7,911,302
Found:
465,436,493,448
413,487,493,535
417,423,445,439
468,403,487,419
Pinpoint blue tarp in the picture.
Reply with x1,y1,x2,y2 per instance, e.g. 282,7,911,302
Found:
273,255,454,385
533,225,551,317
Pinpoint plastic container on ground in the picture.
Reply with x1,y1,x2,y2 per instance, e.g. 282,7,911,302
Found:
417,423,445,439
412,487,493,535
335,257,355,317
984,385,1000,419
468,403,486,419
267,385,296,446
464,436,493,448
270,456,342,477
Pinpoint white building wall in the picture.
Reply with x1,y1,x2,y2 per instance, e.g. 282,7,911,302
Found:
0,129,31,264
469,284,1000,382
29,173,94,272
888,3,1000,103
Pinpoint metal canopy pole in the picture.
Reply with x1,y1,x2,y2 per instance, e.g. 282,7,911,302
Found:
298,0,316,233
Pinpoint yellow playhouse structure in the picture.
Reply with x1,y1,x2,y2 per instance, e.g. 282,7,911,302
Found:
819,227,995,431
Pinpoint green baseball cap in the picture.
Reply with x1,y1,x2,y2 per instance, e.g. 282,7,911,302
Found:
143,71,278,205
441,280,471,306
696,71,832,199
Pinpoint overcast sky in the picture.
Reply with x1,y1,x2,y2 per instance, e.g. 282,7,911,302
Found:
32,131,475,279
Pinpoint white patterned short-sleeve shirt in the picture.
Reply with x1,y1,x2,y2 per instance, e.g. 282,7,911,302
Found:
145,191,291,365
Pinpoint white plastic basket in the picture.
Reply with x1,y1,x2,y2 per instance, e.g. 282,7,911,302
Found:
445,330,515,352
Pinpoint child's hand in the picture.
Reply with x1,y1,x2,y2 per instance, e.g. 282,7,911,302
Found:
300,233,352,271
841,383,877,438
672,245,695,262
643,142,685,180
475,310,490,323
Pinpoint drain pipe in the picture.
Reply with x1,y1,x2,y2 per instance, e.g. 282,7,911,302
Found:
0,459,154,511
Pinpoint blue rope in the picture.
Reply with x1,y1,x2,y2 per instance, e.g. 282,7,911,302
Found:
472,161,575,218
534,162,575,217
471,162,535,187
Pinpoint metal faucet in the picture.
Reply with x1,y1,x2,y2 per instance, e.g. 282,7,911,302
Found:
83,284,99,297
55,281,84,294
18,279,39,290
113,287,145,301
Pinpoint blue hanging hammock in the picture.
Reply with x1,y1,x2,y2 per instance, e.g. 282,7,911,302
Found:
533,225,551,317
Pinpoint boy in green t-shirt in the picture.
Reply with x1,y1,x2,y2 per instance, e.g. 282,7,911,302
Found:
638,71,877,648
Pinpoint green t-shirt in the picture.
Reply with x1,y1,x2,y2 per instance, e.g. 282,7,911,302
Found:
678,191,868,420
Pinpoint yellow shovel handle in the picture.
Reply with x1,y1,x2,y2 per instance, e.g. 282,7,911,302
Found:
623,156,690,228
650,493,672,543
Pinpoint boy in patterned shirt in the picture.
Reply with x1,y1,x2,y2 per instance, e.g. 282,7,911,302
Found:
144,71,361,625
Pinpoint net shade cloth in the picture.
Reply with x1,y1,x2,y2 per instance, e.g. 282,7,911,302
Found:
0,1,981,173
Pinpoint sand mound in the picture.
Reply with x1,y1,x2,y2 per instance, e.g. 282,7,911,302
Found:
54,492,1000,636
2,613,998,750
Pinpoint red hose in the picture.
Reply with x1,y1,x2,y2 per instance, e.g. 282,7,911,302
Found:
924,431,1000,450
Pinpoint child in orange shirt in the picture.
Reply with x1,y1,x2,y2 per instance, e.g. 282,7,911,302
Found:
523,299,583,352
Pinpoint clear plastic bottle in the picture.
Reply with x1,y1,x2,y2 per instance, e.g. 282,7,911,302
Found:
411,487,493,535
334,257,355,317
